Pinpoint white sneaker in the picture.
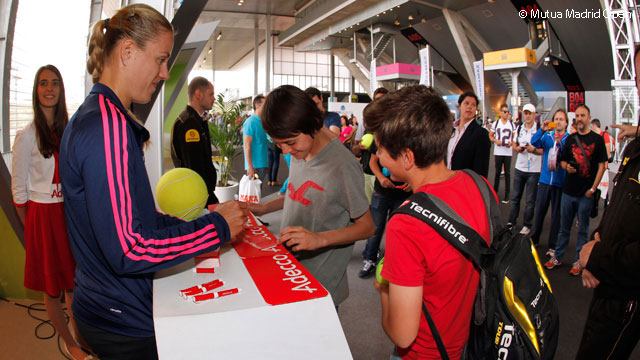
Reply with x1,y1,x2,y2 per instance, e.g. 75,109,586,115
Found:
546,249,555,258
519,226,531,235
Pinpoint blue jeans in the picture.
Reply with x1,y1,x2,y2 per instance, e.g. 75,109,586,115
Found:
508,169,540,227
554,193,593,262
362,191,406,262
254,167,268,191
267,149,280,182
530,183,562,249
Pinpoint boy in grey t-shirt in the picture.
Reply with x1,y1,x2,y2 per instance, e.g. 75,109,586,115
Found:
250,85,374,306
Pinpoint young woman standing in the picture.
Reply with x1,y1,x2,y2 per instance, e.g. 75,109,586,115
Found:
12,65,89,359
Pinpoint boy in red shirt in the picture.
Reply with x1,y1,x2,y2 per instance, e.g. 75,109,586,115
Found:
367,86,492,359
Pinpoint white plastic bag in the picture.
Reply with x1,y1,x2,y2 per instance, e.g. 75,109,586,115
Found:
238,175,261,203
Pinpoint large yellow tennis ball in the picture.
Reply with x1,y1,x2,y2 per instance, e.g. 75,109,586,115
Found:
156,168,208,221
361,134,374,149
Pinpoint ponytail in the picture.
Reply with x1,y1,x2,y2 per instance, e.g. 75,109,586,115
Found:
87,19,107,83
86,4,173,83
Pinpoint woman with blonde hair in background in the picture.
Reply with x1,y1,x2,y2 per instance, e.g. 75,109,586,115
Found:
59,5,247,359
11,65,91,360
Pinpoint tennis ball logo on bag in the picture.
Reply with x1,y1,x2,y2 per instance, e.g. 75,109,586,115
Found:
156,168,208,221
376,257,389,285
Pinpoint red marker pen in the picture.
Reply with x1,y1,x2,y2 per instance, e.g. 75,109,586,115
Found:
193,288,241,303
194,267,215,274
179,285,201,297
201,279,224,292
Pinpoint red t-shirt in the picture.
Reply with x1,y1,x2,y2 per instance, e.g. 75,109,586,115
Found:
382,171,493,360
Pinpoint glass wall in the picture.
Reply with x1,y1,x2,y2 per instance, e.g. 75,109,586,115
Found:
8,0,91,148
273,42,365,94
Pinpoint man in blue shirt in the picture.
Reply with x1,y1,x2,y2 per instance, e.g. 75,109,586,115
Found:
243,95,269,184
305,87,341,137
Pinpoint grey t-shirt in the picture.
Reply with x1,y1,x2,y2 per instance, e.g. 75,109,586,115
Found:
281,138,369,305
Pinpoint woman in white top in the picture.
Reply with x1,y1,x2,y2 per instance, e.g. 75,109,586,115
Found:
11,65,90,359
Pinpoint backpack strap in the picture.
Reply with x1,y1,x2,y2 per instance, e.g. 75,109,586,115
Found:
391,186,492,270
421,303,450,360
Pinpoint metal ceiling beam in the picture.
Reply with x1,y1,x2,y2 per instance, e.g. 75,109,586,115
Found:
442,9,477,89
202,9,295,18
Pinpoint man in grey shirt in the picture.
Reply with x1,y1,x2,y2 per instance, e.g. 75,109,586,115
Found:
250,85,374,306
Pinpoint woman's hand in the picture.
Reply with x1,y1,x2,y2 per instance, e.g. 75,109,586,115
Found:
214,201,249,237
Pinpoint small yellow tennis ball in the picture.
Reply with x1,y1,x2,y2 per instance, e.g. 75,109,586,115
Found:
361,134,374,149
156,168,208,221
376,257,389,285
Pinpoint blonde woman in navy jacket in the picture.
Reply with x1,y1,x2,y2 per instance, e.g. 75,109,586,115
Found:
59,5,247,359
11,65,90,359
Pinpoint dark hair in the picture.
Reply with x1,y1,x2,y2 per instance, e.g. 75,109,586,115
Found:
364,85,452,168
87,4,173,83
32,65,68,158
458,91,479,106
373,87,389,98
591,118,601,128
340,115,349,125
253,95,265,110
575,104,590,115
188,77,211,100
263,85,323,139
500,104,509,110
304,87,322,99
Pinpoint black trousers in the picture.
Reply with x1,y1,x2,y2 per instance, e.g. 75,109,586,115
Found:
75,317,158,360
493,155,511,200
576,297,640,359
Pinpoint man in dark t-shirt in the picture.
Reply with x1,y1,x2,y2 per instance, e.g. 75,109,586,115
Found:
545,104,607,276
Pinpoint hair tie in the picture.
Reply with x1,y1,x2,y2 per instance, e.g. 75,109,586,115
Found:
103,18,110,30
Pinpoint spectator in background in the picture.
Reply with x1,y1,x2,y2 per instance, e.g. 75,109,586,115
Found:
530,109,570,257
171,77,218,204
447,91,491,178
267,135,282,187
305,87,341,137
507,104,542,235
243,95,269,185
339,114,354,143
545,104,608,276
591,118,613,161
12,65,91,360
489,104,515,203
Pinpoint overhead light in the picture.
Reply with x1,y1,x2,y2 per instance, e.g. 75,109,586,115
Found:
376,14,380,17
216,32,222,40
383,11,387,14
408,15,414,21
208,47,212,54
421,18,427,23
356,22,360,25
394,20,400,26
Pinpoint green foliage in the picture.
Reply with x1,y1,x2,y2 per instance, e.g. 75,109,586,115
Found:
209,93,247,187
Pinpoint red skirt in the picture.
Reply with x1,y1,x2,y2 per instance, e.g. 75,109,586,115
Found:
24,200,76,297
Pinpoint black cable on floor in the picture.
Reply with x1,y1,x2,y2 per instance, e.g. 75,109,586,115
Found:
0,296,72,359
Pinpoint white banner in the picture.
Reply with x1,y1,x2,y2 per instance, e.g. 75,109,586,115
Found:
473,59,484,101
419,47,430,87
370,58,377,97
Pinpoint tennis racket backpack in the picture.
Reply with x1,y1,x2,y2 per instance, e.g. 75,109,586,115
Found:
391,170,559,360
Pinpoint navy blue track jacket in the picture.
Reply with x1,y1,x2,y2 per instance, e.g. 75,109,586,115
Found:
60,83,230,337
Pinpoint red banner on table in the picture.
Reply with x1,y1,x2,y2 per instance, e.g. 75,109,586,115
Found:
241,248,328,305
233,212,328,305
233,213,280,259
